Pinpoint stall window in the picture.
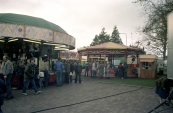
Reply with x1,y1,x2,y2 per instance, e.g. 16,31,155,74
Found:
142,62,152,69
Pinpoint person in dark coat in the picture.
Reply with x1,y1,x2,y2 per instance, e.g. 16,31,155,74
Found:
65,61,70,84
16,60,25,90
74,61,82,83
22,58,41,95
123,62,128,78
33,64,39,88
114,66,118,77
155,76,171,103
118,63,124,79
69,61,74,82
0,60,4,81
52,61,55,72
70,61,74,74
0,78,6,113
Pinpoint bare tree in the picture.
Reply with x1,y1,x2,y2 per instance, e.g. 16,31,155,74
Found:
134,0,173,60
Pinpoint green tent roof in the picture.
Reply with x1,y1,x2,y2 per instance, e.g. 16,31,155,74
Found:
0,13,67,34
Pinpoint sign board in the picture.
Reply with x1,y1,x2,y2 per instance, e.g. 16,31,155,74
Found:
167,11,173,80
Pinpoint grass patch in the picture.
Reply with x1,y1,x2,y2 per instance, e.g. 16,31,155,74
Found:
80,76,156,88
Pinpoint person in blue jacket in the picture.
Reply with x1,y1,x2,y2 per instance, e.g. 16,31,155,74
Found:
54,58,64,87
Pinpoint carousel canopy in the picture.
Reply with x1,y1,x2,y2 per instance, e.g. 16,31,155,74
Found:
86,42,127,50
0,13,67,33
78,42,143,51
0,13,75,50
77,42,146,58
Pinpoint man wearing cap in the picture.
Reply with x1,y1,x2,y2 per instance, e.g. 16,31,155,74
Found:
74,61,82,83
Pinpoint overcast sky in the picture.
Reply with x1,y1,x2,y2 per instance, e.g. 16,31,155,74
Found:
0,0,146,51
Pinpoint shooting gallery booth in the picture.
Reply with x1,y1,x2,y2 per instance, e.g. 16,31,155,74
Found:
139,55,158,79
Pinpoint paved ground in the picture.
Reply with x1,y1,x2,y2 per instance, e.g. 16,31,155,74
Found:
1,79,173,113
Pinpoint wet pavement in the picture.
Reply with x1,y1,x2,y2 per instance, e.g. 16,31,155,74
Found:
2,79,173,113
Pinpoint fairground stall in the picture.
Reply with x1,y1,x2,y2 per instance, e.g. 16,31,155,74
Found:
59,51,79,61
0,13,75,85
78,42,145,77
139,55,158,79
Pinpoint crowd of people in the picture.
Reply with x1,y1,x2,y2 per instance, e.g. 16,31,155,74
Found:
0,56,83,113
54,58,83,86
84,61,128,79
0,56,130,113
0,56,44,113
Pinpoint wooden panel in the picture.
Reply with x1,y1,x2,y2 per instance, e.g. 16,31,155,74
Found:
139,62,155,79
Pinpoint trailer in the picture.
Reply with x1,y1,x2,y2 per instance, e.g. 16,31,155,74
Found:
157,58,164,74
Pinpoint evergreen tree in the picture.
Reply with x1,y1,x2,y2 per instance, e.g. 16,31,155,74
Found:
90,28,110,46
110,26,123,44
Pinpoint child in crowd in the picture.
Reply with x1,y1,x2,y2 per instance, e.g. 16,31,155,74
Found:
38,71,44,89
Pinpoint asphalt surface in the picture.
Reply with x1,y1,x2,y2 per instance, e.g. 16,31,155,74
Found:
1,79,173,113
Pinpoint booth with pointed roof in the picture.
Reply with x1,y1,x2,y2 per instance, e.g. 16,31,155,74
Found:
78,42,145,77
